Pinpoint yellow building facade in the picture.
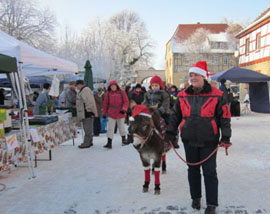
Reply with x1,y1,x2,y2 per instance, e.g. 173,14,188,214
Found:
165,23,238,88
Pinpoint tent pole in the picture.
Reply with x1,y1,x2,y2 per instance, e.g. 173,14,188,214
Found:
18,62,35,178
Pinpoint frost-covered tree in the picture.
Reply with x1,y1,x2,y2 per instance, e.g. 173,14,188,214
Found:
107,10,153,84
182,28,212,64
57,10,154,84
0,0,57,52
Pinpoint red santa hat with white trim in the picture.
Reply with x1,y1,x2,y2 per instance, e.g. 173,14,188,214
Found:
189,61,208,78
129,105,151,121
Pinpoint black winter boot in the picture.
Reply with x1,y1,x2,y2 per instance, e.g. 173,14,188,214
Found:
192,198,201,210
162,161,166,174
104,138,112,149
122,136,129,146
127,134,133,144
205,205,217,214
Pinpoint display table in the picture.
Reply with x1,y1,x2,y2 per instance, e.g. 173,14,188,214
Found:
0,116,77,171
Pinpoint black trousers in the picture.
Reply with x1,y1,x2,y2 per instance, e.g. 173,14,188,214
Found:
184,144,218,206
93,117,101,136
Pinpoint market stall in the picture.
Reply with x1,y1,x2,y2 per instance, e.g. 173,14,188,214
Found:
0,53,34,176
0,30,78,76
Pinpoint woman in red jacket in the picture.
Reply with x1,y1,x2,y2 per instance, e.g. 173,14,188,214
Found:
102,80,129,149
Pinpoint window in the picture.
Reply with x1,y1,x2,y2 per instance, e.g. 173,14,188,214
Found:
174,54,181,66
213,56,219,65
183,56,189,65
223,56,228,65
245,38,250,55
256,33,261,50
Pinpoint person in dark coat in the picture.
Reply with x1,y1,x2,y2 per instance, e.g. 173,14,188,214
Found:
0,88,5,105
127,83,145,144
169,85,179,107
142,75,171,123
65,81,77,108
219,79,229,103
93,88,104,136
165,61,232,214
130,83,145,105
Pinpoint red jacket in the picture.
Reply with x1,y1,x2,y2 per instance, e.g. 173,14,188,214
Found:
102,81,129,119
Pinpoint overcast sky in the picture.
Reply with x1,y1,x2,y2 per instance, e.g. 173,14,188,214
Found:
43,0,269,69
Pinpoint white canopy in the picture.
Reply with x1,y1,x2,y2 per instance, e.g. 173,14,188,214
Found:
0,30,78,76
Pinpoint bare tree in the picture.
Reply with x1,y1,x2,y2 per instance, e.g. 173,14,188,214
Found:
0,0,57,51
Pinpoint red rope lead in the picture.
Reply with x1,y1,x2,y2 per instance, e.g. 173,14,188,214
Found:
169,141,221,166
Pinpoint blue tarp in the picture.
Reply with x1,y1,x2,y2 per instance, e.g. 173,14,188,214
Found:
211,66,270,83
0,76,52,87
249,82,270,113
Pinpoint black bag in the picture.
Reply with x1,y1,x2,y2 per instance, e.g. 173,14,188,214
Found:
230,100,240,116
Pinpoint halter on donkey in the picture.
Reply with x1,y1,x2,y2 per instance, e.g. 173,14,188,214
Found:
129,104,171,195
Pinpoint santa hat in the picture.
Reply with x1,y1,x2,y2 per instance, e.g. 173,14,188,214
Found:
129,105,151,121
150,75,165,89
189,61,208,78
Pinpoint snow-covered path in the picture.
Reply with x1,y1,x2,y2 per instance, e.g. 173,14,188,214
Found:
1,112,270,214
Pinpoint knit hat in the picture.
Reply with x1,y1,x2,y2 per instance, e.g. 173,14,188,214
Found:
150,75,165,89
135,83,142,89
189,61,208,78
129,105,151,121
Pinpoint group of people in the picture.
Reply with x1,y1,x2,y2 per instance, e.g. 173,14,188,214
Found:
31,60,231,214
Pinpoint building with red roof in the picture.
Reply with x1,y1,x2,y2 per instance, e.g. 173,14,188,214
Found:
166,22,238,87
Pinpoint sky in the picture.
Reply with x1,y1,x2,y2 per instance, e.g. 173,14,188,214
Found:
42,0,270,69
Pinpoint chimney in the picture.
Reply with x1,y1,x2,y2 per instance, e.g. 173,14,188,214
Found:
197,22,200,24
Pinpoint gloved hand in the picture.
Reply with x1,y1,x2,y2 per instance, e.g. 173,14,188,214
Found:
219,141,232,156
219,141,232,148
164,133,179,149
103,115,106,119
119,110,126,114
85,111,95,117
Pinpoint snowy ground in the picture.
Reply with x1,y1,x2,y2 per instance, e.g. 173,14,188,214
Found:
1,112,270,214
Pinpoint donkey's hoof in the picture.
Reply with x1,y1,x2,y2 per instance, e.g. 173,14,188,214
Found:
142,182,149,193
162,170,166,174
142,187,149,193
154,184,160,195
154,189,160,195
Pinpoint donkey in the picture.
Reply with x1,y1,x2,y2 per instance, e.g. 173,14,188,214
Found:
129,104,171,195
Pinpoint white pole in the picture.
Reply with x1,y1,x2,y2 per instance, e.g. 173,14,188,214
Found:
18,62,35,178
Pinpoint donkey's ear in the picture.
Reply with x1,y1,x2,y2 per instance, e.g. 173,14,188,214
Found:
149,104,158,112
130,100,136,110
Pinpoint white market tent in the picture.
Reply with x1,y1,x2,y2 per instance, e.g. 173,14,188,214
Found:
0,30,78,76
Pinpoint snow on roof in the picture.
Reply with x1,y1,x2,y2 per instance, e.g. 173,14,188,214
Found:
171,32,233,53
208,33,228,42
236,8,270,38
171,23,229,42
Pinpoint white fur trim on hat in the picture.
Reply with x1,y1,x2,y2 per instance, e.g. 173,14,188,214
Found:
129,116,135,121
189,67,207,77
138,113,152,118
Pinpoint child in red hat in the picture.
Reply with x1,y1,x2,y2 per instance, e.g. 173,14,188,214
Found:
142,75,170,121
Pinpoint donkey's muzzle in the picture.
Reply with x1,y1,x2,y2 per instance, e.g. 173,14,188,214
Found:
133,137,142,151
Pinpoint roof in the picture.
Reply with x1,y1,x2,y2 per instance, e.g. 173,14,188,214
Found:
171,23,229,42
236,8,270,38
254,7,270,22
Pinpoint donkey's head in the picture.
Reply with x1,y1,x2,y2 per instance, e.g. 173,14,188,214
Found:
129,103,158,151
